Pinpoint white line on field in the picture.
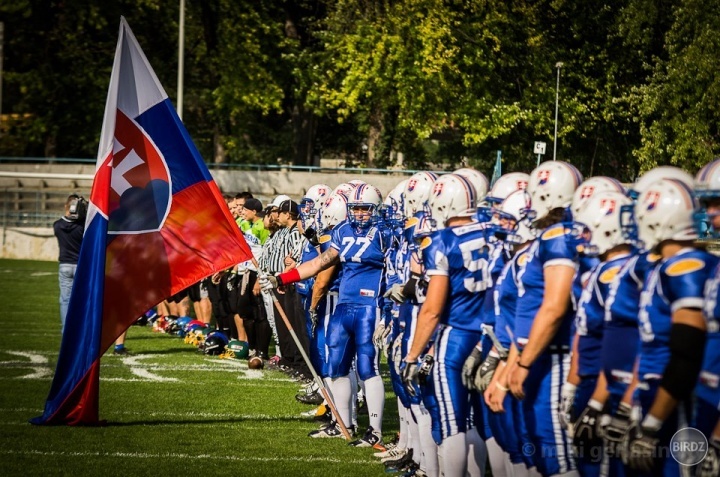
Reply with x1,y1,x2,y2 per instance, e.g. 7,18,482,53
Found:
0,408,310,421
0,449,374,465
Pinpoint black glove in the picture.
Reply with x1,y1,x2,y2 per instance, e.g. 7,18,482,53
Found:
603,402,632,458
303,227,319,246
418,354,434,386
698,437,720,477
623,422,660,473
402,273,421,301
475,354,500,392
402,360,420,397
573,405,604,460
308,309,319,338
461,347,483,390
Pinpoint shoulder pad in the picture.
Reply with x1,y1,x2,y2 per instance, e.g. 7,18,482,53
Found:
599,265,621,284
419,236,433,250
665,257,705,277
647,253,662,263
517,252,530,267
319,234,332,244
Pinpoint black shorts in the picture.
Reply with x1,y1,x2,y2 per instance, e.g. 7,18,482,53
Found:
226,271,257,320
167,287,189,303
188,279,207,302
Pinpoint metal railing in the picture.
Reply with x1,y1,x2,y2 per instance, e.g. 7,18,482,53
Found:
1,188,85,228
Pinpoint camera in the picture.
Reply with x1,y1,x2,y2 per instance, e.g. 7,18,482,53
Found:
67,196,88,222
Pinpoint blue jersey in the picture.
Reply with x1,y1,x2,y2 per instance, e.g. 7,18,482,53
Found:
385,239,402,287
296,240,319,296
699,262,720,406
318,232,342,293
494,244,533,349
575,254,631,377
330,220,390,307
604,252,662,326
514,223,579,349
421,222,492,331
638,248,719,379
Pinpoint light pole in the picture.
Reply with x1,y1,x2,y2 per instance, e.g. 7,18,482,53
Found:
177,0,185,120
553,61,563,161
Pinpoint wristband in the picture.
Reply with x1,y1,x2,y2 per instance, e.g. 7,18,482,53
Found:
517,360,531,370
277,268,301,286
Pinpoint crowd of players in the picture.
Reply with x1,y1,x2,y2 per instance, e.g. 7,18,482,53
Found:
156,159,720,477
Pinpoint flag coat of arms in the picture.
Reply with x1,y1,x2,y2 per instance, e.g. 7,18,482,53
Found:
32,17,252,425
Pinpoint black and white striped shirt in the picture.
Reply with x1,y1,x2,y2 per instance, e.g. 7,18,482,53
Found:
259,223,305,274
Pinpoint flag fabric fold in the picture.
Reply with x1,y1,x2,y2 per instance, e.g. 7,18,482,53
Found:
31,17,251,426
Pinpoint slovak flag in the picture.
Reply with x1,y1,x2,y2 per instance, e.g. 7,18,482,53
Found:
31,17,251,425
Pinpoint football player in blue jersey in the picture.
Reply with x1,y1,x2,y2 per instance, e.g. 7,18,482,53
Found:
482,189,540,477
506,160,583,477
567,190,636,477
693,159,720,477
260,184,391,449
404,173,490,477
622,177,718,475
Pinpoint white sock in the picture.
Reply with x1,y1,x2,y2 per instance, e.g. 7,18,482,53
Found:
349,369,358,426
330,375,352,428
413,402,438,477
440,432,467,477
466,428,487,477
322,377,334,401
485,437,508,477
408,405,421,465
397,399,409,450
512,463,530,477
528,467,542,477
364,375,385,432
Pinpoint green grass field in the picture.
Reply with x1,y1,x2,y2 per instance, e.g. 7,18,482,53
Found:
0,259,398,476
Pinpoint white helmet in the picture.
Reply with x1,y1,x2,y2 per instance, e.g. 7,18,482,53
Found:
347,179,366,187
631,166,694,198
527,161,583,223
318,194,348,231
695,158,720,197
498,189,534,243
635,178,699,250
270,194,292,208
383,179,408,224
487,172,530,204
571,176,626,216
454,168,489,202
574,190,633,256
427,174,477,228
332,183,355,200
301,184,331,216
347,183,383,228
404,172,439,218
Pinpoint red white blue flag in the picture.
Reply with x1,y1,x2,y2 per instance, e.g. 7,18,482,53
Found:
31,17,251,425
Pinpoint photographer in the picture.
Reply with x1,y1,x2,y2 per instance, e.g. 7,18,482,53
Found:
53,194,87,333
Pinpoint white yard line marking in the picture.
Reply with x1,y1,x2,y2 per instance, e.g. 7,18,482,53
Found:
0,351,52,379
0,449,373,465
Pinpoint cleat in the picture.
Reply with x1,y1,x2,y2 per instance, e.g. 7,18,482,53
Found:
349,426,383,449
383,448,414,472
112,348,130,356
300,408,318,418
296,391,323,405
308,421,355,439
380,446,409,464
374,442,398,458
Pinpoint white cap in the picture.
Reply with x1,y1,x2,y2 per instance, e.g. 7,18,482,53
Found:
270,194,291,208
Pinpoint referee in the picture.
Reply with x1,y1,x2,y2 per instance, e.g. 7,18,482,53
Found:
259,199,311,380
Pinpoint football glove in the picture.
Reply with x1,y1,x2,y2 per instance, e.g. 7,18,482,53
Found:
623,422,659,473
461,346,483,390
402,359,421,398
258,274,278,292
474,353,501,392
573,404,603,459
698,437,720,477
383,283,406,305
603,402,632,458
559,382,577,430
308,308,319,338
391,334,404,375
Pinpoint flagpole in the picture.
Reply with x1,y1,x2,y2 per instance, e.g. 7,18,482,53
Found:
177,0,185,120
252,259,353,441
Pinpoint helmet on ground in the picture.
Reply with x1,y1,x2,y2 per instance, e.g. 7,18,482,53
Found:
404,172,439,218
574,191,633,256
454,168,489,202
527,161,583,223
222,340,250,359
347,183,382,228
202,331,229,356
571,176,626,217
318,194,348,231
487,172,530,205
427,174,477,229
635,178,699,250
